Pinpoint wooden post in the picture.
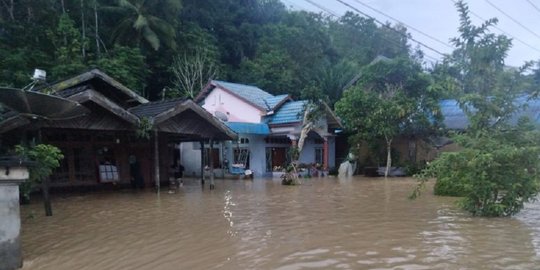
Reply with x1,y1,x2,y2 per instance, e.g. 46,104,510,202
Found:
200,140,205,185
154,130,160,192
323,138,329,171
37,129,53,216
209,139,215,190
42,176,53,216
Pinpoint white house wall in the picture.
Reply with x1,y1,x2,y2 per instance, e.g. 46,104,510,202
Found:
202,87,263,123
180,142,202,177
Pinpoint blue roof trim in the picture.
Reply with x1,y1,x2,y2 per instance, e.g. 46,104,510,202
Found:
225,122,270,135
212,80,273,110
267,100,307,125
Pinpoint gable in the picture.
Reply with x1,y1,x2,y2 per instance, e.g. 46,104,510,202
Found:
49,69,148,109
202,87,264,123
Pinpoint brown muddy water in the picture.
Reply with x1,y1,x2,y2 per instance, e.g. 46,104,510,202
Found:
19,177,540,270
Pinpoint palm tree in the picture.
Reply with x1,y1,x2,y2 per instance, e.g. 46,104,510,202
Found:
111,0,179,51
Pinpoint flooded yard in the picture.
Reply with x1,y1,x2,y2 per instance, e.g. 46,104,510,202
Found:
20,177,540,269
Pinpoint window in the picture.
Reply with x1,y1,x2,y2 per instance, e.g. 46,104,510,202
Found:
73,147,94,182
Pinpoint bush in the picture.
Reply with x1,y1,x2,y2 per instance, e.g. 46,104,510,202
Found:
433,175,468,197
413,122,540,217
15,144,64,202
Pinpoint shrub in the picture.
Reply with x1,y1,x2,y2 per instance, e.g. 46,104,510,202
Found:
15,144,64,202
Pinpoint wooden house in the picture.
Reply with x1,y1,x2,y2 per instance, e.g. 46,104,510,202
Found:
0,69,236,189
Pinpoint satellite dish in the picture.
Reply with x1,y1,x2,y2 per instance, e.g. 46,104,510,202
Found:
214,111,228,122
0,87,88,120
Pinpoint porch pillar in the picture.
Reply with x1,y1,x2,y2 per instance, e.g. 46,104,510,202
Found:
0,159,30,270
209,139,215,190
154,130,160,192
323,138,329,170
287,134,298,148
200,140,205,185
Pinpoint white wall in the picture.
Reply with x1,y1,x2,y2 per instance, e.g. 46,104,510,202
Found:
180,142,202,177
202,87,263,123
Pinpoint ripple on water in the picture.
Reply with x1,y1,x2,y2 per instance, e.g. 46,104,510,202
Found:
19,177,540,270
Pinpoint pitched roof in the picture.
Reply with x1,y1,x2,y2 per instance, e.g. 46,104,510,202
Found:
264,94,290,111
509,96,540,125
439,99,469,130
128,98,186,118
55,84,93,98
211,80,274,110
267,100,307,125
440,96,540,130
129,99,237,140
47,69,148,106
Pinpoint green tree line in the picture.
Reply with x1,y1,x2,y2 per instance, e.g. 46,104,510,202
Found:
0,0,413,102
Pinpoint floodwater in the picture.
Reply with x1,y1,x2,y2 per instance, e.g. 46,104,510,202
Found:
19,177,540,270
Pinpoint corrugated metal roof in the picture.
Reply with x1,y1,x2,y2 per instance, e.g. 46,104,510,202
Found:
509,96,540,126
267,100,307,125
264,94,289,110
225,122,270,135
439,99,469,130
440,96,540,130
212,80,273,110
128,98,186,118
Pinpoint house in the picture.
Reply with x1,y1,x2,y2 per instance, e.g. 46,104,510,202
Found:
0,69,236,189
382,96,540,168
180,80,342,178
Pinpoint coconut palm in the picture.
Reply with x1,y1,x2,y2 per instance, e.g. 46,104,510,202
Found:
111,0,179,51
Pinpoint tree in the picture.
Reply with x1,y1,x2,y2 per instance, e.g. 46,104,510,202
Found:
411,0,540,217
15,144,64,203
110,0,179,51
48,13,87,80
335,58,439,177
166,48,219,99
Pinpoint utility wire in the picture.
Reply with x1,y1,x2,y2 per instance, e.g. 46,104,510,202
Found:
484,0,540,40
525,0,540,15
350,0,453,50
334,0,446,57
450,0,540,54
282,0,304,12
303,0,440,62
302,0,338,18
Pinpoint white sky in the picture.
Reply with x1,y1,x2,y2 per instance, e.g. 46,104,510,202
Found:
281,0,540,67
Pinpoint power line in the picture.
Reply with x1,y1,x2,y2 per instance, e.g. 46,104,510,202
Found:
281,0,305,12
450,0,540,54
349,0,453,50
301,0,338,18
334,0,446,57
302,0,440,63
484,0,540,41
525,0,540,15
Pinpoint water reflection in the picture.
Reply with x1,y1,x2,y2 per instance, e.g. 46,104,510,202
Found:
20,177,540,269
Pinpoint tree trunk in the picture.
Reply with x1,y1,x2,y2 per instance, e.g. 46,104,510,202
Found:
94,0,100,58
60,0,67,46
385,137,392,178
1,0,15,21
80,0,86,59
42,177,53,216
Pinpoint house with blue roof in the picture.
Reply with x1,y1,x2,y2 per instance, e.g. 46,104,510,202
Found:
439,96,540,130
179,80,342,177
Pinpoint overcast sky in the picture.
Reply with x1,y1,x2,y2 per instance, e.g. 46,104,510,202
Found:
281,0,540,67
